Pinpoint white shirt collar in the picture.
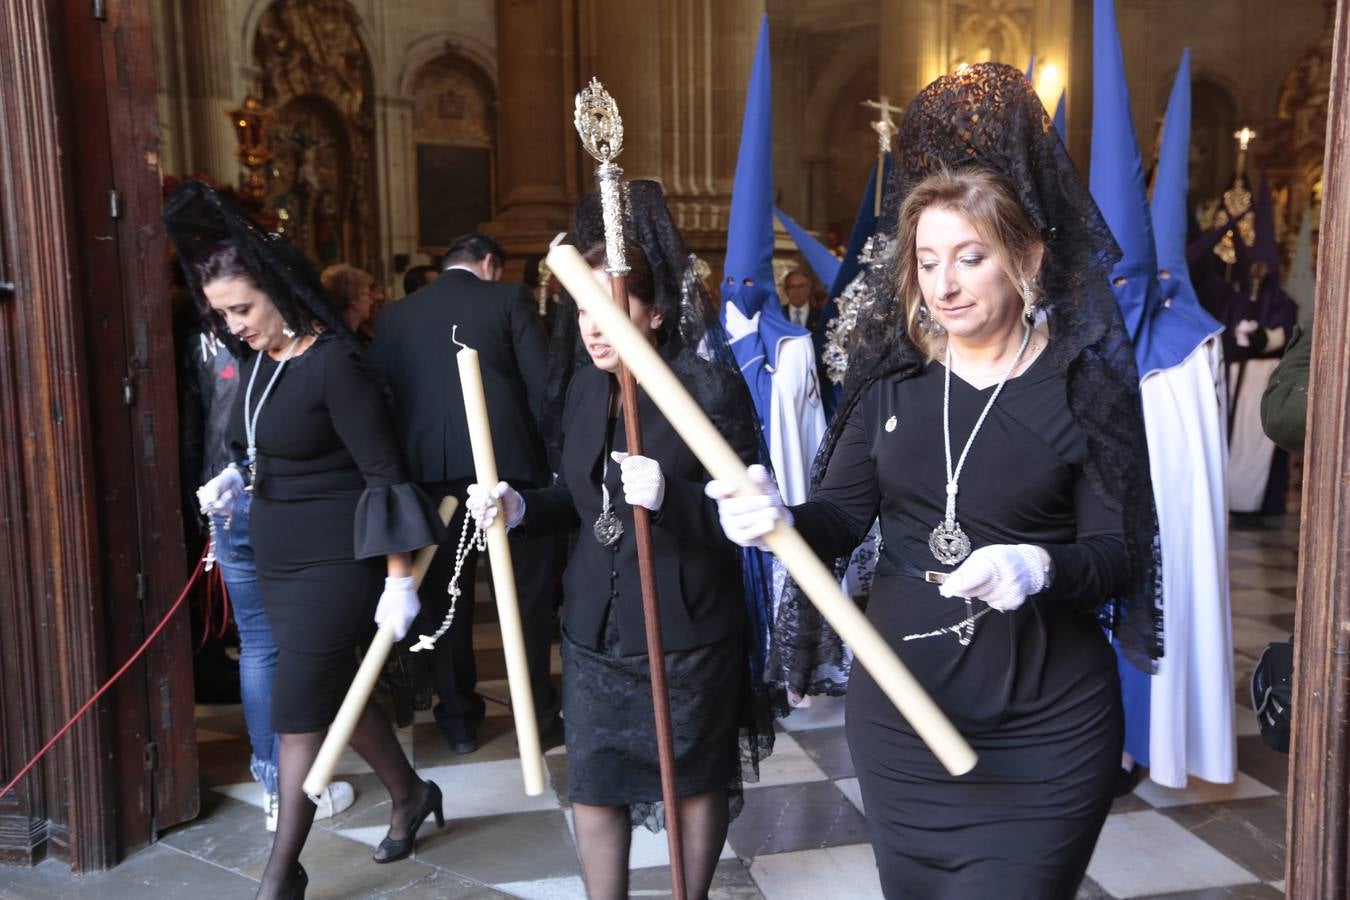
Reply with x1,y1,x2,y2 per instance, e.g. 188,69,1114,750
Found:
444,264,482,279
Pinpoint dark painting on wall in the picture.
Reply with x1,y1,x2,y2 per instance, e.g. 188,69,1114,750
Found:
417,144,492,251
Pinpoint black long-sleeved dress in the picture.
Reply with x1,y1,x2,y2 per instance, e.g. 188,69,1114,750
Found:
794,351,1126,898
522,364,756,819
230,334,442,733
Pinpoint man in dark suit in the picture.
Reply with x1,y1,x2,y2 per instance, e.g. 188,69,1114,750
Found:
373,232,561,753
781,268,819,330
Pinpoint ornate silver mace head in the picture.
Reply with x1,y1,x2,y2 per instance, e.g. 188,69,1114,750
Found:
575,77,625,164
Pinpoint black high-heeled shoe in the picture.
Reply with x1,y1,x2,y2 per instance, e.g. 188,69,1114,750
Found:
274,862,307,899
373,780,444,864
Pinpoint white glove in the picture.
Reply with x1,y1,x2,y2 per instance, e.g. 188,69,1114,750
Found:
612,452,665,511
375,575,420,641
466,481,525,531
197,466,244,517
723,303,761,343
938,544,1048,613
1234,318,1260,348
703,464,791,551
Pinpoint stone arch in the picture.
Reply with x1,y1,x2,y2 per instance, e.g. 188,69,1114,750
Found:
242,0,381,92
396,33,497,98
1189,74,1240,205
406,51,497,253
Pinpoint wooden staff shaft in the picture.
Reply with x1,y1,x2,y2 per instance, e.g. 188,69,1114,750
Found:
303,497,457,798
549,241,978,776
456,347,547,796
607,269,688,899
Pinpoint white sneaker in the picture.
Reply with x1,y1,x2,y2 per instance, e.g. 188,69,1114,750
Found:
264,781,356,832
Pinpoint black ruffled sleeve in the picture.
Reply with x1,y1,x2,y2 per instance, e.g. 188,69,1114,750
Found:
323,341,448,558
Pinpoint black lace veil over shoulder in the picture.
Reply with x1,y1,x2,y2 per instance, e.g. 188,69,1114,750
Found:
775,63,1163,696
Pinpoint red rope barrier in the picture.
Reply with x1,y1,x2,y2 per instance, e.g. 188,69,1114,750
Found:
0,548,208,803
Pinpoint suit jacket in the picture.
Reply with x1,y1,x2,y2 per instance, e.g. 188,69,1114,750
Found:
782,303,819,331
522,364,756,655
373,269,548,486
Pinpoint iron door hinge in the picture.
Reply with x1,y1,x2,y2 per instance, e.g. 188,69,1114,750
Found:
122,376,135,406
0,282,13,298
136,570,147,601
108,189,122,219
143,742,158,772
93,0,106,20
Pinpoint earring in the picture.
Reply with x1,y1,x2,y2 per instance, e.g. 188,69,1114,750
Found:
282,325,296,339
917,303,945,337
1021,281,1038,320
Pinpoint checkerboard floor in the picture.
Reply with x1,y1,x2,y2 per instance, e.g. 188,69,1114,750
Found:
2,517,1297,899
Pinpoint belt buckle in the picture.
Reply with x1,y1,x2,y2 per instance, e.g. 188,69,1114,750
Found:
923,570,947,585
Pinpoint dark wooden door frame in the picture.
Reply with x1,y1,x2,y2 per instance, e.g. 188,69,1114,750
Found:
0,0,197,871
1287,1,1350,896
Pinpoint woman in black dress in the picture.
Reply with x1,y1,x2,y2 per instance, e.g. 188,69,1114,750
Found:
166,182,446,900
709,64,1162,898
468,183,769,900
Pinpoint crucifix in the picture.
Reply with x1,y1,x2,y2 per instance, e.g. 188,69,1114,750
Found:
863,96,903,215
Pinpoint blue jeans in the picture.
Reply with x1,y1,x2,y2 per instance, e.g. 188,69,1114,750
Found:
212,493,280,794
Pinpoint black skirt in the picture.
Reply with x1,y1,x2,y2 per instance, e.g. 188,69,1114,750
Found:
561,608,742,829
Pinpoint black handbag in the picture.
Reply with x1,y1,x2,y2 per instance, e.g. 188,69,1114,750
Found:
1250,636,1294,753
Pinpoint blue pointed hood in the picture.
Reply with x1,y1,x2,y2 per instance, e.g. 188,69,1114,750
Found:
1052,91,1067,141
722,13,804,373
774,207,841,289
1026,54,1036,82
1090,0,1167,378
1147,48,1223,368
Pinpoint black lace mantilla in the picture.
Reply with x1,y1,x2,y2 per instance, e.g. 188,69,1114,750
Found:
774,63,1164,702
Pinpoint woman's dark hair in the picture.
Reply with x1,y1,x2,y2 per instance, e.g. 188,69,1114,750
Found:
192,241,255,289
580,239,656,306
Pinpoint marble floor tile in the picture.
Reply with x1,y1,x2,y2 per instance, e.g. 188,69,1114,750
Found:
1132,772,1277,809
748,844,884,899
628,858,766,899
1077,876,1114,898
1110,791,1154,814
833,777,865,814
1234,736,1288,794
1227,567,1299,591
1159,796,1287,882
417,759,562,819
491,875,587,900
160,792,273,874
787,726,855,779
1133,884,1284,899
745,731,828,789
727,780,869,858
1085,811,1258,897
1227,546,1298,568
776,695,846,731
414,809,579,884
558,810,736,870
0,845,258,899
412,714,526,769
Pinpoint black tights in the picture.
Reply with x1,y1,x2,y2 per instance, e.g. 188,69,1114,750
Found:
572,789,729,900
254,701,425,899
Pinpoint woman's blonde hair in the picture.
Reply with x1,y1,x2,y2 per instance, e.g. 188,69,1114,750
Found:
895,167,1045,358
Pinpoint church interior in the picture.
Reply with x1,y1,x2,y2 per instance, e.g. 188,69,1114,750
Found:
0,0,1346,898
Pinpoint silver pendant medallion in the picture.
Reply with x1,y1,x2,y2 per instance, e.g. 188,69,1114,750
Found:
593,507,624,548
928,518,971,565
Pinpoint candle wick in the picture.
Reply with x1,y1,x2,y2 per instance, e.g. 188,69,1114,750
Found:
451,325,469,351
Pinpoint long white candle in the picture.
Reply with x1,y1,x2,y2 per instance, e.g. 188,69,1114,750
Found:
457,347,548,796
304,496,459,798
546,241,977,776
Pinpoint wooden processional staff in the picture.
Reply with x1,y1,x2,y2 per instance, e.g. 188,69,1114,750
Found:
574,77,689,900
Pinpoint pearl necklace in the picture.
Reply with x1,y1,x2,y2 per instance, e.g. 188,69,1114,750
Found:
242,337,300,489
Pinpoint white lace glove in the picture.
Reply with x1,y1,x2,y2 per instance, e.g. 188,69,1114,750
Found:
375,575,420,641
723,303,762,343
466,481,525,531
197,466,244,517
938,544,1048,612
703,464,791,551
1234,318,1260,348
611,452,665,511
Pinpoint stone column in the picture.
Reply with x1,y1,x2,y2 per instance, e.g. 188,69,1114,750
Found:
483,0,575,268
179,0,243,183
878,0,944,108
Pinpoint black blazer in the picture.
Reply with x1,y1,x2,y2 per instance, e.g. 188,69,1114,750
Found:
373,269,549,485
523,364,756,655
